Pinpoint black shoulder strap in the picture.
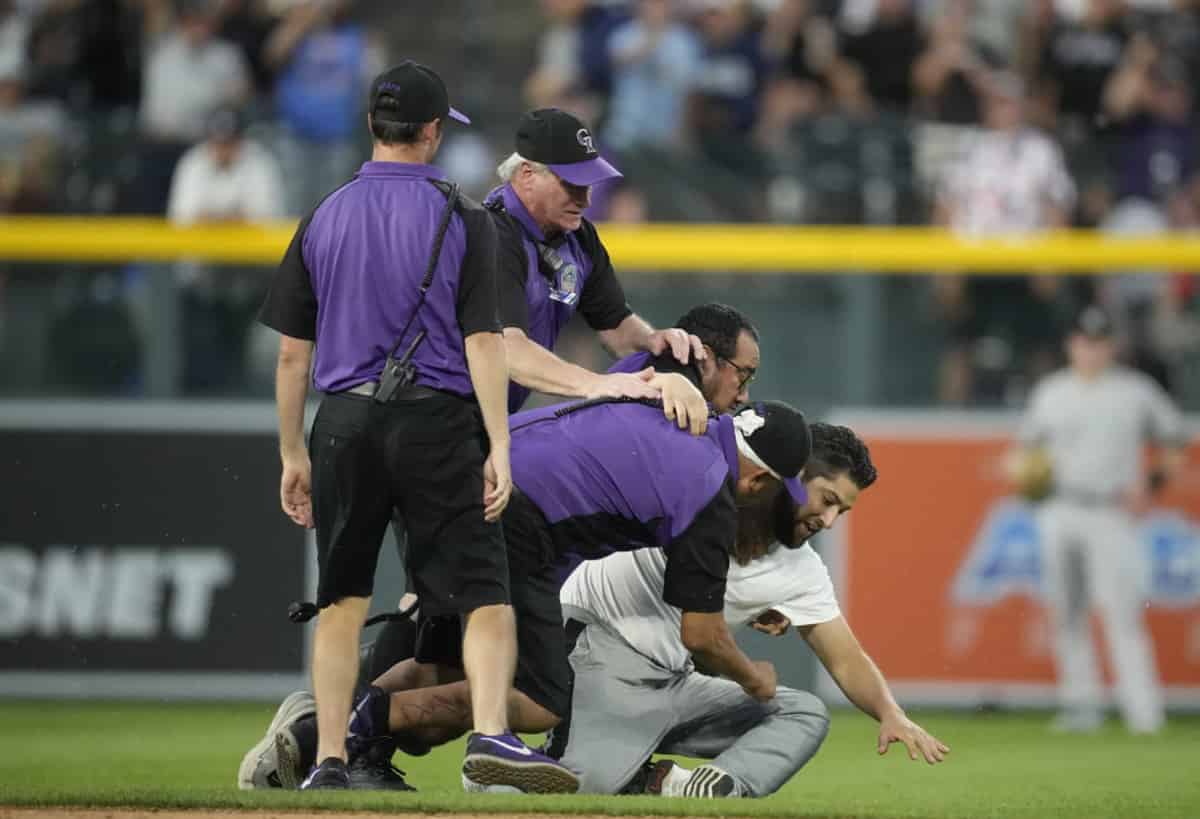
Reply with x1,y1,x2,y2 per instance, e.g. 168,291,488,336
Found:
385,180,461,360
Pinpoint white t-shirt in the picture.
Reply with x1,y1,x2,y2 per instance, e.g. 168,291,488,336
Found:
140,33,249,141
167,140,285,225
939,127,1075,235
560,543,841,673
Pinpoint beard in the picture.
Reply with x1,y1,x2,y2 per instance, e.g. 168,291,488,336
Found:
734,485,784,564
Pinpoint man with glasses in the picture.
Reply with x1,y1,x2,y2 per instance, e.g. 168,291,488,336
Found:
610,302,759,413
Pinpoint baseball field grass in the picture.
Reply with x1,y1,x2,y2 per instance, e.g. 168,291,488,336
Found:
0,701,1196,819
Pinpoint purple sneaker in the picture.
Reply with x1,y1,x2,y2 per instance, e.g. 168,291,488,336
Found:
461,731,580,794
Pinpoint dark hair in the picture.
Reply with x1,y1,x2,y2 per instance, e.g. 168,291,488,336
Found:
807,423,877,490
369,96,440,145
674,303,759,361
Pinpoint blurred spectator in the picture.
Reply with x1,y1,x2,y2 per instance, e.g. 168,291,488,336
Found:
1102,37,1196,204
913,0,1002,126
594,177,650,222
0,57,66,213
933,73,1078,405
138,0,251,213
688,0,769,172
215,0,282,99
167,105,283,224
604,0,701,151
834,0,925,113
756,0,843,146
1034,0,1127,129
24,0,160,111
167,105,283,392
526,0,632,122
265,0,382,215
0,0,29,84
525,0,588,107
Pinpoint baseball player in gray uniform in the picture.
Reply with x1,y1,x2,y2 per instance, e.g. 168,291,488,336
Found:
552,422,949,798
1013,305,1187,734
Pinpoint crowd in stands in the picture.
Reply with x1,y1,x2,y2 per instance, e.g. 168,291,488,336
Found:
0,0,1198,406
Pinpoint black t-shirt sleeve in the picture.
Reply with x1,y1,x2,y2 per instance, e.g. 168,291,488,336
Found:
662,480,736,613
576,218,632,332
493,213,531,332
455,204,503,337
258,212,318,340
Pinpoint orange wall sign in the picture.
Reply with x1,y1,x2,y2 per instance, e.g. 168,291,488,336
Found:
823,413,1200,707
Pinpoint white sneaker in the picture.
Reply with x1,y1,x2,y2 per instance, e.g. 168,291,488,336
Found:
237,691,317,790
646,760,695,797
680,764,741,798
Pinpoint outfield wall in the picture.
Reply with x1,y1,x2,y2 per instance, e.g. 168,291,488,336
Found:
3,403,1197,708
821,410,1200,712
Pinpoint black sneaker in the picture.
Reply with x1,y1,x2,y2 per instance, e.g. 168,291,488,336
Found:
349,750,416,792
300,757,350,790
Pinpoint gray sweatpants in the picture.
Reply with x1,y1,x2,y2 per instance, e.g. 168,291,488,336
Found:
557,615,830,796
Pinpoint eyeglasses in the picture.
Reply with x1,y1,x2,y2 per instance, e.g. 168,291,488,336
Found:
717,355,757,391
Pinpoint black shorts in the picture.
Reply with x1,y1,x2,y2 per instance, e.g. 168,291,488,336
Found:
309,390,508,616
411,490,571,718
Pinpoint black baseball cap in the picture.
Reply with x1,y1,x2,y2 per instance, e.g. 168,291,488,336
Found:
1072,304,1115,338
368,61,470,126
515,108,622,186
732,401,812,506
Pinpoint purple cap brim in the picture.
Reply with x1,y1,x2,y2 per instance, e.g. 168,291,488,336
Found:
784,477,808,506
548,156,623,186
449,107,471,125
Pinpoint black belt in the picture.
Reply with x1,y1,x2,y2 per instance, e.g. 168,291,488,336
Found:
340,381,441,401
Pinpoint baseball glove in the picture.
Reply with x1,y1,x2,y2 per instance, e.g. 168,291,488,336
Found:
1010,447,1054,502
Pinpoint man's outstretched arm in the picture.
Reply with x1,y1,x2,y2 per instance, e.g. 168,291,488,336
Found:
801,616,949,764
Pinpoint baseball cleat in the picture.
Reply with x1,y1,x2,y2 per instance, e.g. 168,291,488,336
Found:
461,731,580,794
680,763,740,798
237,690,316,790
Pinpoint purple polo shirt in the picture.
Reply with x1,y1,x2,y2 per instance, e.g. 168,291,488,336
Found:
258,162,501,396
485,184,632,411
508,399,739,612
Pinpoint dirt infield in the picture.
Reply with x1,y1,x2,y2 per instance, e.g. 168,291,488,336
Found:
0,811,633,819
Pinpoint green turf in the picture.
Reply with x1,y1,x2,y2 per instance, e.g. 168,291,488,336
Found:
0,701,1196,818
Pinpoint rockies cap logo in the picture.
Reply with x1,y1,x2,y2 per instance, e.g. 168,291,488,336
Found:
576,128,597,155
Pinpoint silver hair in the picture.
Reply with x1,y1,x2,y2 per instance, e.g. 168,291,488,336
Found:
496,152,548,182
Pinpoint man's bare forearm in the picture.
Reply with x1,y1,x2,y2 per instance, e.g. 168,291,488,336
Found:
465,332,511,451
503,329,601,397
598,314,655,358
827,650,904,721
806,617,903,721
275,338,313,459
683,611,760,690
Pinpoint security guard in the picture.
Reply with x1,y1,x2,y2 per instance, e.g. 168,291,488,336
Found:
1014,305,1186,734
487,107,707,419
257,61,576,792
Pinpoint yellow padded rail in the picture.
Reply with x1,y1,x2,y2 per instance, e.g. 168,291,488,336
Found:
2,217,1200,272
